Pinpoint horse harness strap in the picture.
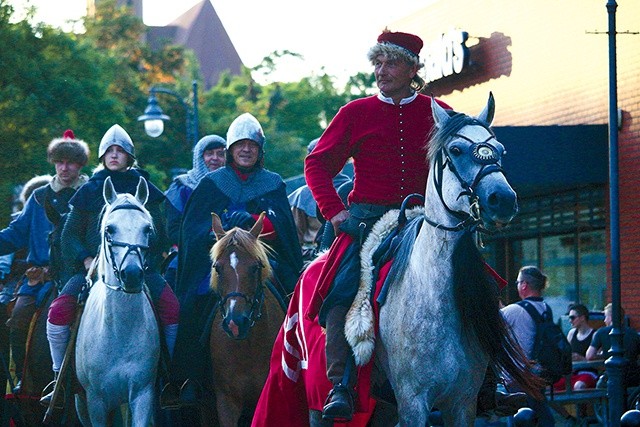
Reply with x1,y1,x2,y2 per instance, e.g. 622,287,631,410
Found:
216,260,266,331
428,132,505,234
102,203,150,292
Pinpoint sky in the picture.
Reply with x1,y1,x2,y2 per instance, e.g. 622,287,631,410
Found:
9,0,433,83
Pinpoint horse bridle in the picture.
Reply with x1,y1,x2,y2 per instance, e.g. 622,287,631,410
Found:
102,203,150,292
214,256,266,332
425,124,505,234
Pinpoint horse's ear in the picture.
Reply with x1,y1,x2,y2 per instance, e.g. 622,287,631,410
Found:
103,176,117,205
477,92,495,126
211,213,226,240
136,177,149,206
431,96,450,128
249,212,265,238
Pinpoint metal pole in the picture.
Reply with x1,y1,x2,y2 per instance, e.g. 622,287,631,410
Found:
192,80,199,147
605,1,625,425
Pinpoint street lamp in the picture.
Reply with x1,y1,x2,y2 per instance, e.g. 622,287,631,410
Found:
137,80,199,146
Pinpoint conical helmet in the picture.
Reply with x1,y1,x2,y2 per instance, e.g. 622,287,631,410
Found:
226,113,265,150
98,124,135,159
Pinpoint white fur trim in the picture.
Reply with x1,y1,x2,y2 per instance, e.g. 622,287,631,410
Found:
345,206,424,365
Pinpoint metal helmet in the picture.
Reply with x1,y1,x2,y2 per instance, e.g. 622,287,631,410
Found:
98,124,136,159
226,113,265,151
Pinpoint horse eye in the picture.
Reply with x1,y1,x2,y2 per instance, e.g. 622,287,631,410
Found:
214,263,222,274
450,146,462,156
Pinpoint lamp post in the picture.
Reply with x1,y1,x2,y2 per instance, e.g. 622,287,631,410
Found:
138,80,199,147
604,1,624,426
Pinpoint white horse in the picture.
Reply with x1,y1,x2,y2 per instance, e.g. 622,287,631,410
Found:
75,176,160,426
346,93,542,426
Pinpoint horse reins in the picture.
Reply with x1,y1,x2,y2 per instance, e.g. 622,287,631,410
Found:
426,127,504,234
102,203,151,292
215,257,266,330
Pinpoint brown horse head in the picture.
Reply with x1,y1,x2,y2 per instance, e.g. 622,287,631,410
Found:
209,212,273,339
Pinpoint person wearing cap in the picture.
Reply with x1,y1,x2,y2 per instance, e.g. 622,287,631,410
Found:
165,112,302,407
163,135,226,288
41,124,180,405
0,130,89,395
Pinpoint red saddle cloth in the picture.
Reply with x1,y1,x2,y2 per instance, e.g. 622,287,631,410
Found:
252,247,380,427
252,232,506,426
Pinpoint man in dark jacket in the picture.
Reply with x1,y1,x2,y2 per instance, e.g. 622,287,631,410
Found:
166,112,302,407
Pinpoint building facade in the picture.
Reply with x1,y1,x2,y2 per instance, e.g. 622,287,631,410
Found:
394,0,639,323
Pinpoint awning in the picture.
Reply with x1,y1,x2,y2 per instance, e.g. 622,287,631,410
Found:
494,125,608,197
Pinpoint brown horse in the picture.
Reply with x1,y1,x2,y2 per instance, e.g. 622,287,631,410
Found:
4,200,80,426
207,212,286,427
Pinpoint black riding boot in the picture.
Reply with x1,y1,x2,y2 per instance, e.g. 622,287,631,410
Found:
322,305,356,422
476,366,527,417
9,327,27,394
7,296,35,396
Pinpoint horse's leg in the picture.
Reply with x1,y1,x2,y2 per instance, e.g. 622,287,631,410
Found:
84,392,110,426
75,393,91,427
215,394,242,427
441,403,476,427
129,386,155,427
394,394,429,427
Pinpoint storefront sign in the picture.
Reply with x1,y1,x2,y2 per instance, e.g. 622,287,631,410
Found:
424,30,469,83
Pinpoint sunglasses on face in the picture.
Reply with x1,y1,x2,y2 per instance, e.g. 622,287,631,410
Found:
569,315,578,321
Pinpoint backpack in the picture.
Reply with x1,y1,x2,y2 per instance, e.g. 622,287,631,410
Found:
517,300,573,384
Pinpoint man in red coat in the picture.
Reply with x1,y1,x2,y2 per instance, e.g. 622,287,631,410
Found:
304,29,451,421
305,30,525,422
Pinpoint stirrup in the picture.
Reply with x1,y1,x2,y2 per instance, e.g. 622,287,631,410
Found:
40,380,63,409
322,383,355,422
159,382,182,410
159,379,202,410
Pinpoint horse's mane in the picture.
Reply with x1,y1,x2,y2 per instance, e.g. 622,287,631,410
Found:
210,228,273,288
426,111,494,162
452,232,544,398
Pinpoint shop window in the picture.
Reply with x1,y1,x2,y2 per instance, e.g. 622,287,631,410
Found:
482,185,607,321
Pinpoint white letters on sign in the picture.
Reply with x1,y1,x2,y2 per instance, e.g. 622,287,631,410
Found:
424,30,469,83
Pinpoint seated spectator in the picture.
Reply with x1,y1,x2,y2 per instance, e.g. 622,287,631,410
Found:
553,303,598,391
586,303,640,388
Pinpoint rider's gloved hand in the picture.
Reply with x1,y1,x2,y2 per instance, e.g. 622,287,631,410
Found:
222,211,256,231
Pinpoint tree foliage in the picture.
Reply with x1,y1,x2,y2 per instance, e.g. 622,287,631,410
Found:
0,0,376,226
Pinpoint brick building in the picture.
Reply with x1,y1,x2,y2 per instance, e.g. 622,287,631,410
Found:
394,1,639,324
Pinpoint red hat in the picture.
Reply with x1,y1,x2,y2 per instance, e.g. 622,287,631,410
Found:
377,30,423,57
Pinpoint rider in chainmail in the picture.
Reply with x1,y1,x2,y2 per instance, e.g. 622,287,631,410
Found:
41,124,180,405
164,112,302,408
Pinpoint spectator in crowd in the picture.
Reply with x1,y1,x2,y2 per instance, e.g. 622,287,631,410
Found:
553,303,598,391
501,266,556,426
586,303,640,388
